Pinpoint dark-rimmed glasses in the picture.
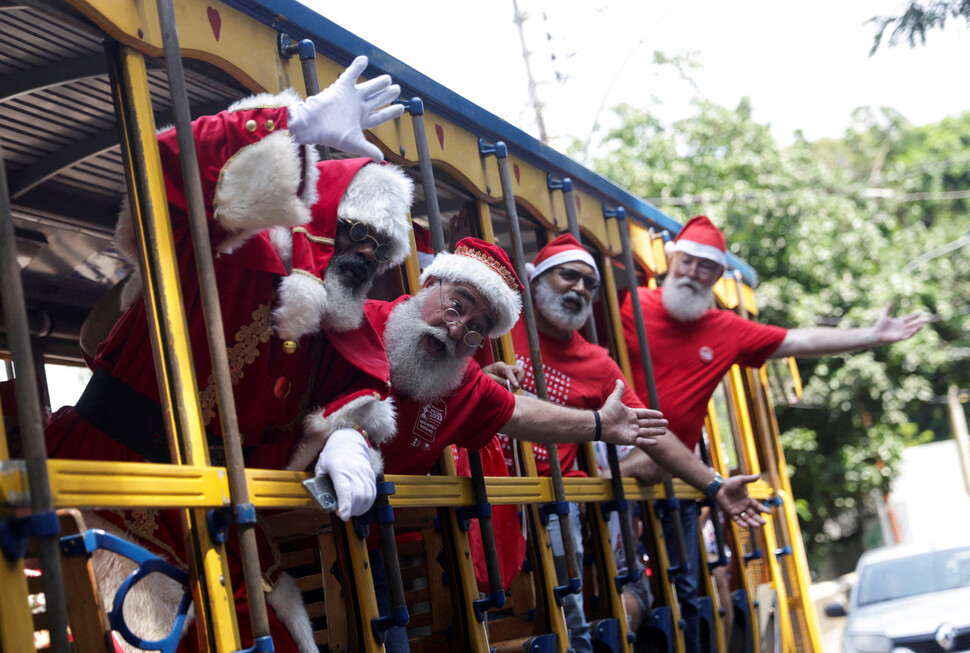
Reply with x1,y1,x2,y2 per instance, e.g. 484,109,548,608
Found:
439,281,487,348
343,220,393,263
549,265,600,292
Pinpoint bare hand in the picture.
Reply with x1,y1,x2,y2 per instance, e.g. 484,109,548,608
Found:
715,473,768,527
599,380,666,447
873,302,927,345
482,362,524,391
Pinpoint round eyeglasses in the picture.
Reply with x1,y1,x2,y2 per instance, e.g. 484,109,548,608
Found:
439,281,487,348
344,220,393,263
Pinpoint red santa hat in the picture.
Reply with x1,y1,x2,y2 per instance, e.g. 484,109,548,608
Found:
275,158,413,340
526,233,599,283
664,215,727,268
419,237,523,336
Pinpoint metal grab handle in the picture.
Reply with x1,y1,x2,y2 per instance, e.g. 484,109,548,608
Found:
155,0,269,640
607,206,690,572
549,174,639,582
278,34,331,162
482,139,581,591
374,477,409,634
403,99,507,611
468,451,508,612
0,139,72,653
698,435,729,568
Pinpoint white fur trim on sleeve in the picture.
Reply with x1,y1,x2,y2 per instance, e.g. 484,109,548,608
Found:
288,395,397,473
273,271,329,342
214,131,313,245
227,88,305,113
266,572,317,653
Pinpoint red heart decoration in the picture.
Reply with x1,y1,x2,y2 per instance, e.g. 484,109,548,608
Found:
207,6,221,41
513,163,520,185
435,124,444,150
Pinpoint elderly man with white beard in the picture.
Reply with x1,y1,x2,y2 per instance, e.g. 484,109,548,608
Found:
619,215,927,653
354,236,667,652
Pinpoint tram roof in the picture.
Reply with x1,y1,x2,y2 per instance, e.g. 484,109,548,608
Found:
227,0,757,286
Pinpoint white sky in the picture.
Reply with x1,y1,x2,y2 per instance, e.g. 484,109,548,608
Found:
298,0,967,157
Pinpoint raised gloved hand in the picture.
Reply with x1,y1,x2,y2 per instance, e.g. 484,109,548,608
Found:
288,55,405,161
314,428,376,521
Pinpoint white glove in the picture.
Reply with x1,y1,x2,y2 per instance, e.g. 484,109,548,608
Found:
315,428,376,521
288,55,405,161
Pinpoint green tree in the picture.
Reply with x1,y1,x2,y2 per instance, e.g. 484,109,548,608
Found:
584,96,970,571
869,0,970,53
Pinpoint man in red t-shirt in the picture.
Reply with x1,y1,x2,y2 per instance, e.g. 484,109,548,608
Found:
620,215,927,653
362,237,668,652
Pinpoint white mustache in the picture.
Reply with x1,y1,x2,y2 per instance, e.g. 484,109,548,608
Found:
560,290,589,312
418,322,458,356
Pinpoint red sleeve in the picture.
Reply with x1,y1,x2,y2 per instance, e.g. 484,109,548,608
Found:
733,316,788,369
601,356,646,409
462,366,517,452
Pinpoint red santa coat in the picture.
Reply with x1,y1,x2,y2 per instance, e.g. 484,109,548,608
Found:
366,296,525,590
44,91,395,653
620,287,787,450
499,319,645,477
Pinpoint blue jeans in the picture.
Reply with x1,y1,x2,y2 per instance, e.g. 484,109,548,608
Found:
547,502,592,653
369,546,411,652
660,500,702,653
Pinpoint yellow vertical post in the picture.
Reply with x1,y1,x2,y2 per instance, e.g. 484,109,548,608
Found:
108,43,239,651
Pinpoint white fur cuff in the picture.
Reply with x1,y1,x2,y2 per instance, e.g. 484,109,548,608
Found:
289,395,397,473
273,271,328,341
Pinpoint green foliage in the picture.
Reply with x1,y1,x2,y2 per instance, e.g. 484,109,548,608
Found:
585,94,970,571
869,0,970,53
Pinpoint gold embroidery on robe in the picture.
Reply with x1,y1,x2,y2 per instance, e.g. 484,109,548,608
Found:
200,303,273,426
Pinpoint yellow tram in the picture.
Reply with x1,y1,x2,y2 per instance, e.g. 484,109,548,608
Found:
0,1,820,651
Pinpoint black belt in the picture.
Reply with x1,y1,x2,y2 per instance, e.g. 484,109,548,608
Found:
74,368,243,465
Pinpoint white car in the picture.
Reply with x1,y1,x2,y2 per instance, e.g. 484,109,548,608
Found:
826,543,970,653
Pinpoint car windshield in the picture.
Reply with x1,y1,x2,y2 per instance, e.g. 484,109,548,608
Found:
857,546,970,606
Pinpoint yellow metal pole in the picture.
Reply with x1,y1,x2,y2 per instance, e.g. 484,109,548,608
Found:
108,43,239,651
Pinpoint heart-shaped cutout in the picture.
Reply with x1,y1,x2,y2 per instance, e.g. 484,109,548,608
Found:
435,124,444,150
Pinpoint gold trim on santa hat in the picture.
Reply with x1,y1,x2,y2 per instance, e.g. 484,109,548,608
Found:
454,243,521,291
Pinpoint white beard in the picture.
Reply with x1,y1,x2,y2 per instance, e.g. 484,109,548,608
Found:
318,263,371,333
384,289,469,402
661,276,713,322
534,275,591,332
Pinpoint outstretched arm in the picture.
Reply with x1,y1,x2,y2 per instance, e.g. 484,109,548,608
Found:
639,428,768,526
771,302,926,359
502,380,666,449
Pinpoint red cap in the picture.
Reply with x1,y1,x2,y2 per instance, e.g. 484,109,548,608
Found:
665,215,727,267
527,233,599,282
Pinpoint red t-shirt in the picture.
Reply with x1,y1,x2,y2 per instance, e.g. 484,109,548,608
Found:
502,319,645,477
366,297,517,476
620,287,787,450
